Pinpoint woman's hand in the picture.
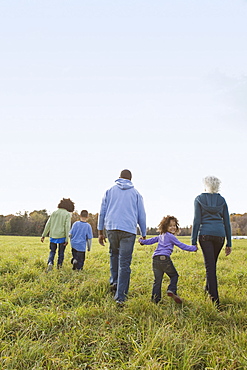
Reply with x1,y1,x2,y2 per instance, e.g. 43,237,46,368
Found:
225,246,231,256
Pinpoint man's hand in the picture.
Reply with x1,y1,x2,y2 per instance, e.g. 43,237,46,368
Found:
98,234,106,246
41,237,45,243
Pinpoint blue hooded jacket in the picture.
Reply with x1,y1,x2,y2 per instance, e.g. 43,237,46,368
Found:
191,193,231,247
97,178,146,236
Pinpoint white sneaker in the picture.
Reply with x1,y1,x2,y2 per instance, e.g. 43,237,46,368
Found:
47,262,53,272
72,259,78,270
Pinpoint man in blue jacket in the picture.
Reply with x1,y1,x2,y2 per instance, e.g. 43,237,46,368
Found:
98,169,146,305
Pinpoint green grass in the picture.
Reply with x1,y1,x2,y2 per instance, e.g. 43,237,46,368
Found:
0,235,247,369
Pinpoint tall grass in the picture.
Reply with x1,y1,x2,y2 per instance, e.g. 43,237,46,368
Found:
0,235,246,369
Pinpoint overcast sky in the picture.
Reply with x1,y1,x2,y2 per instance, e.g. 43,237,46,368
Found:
0,0,247,229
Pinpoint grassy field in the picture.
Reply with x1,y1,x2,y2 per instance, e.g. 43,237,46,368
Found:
0,235,246,370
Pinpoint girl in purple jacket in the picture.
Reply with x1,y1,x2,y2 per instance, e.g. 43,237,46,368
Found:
139,215,197,304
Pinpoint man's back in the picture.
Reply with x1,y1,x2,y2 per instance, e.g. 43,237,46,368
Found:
98,178,146,235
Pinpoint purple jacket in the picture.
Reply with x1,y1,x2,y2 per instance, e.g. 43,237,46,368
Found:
140,232,197,257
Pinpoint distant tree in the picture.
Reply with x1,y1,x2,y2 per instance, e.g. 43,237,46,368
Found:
29,210,49,236
71,212,98,237
9,212,30,236
87,213,98,237
179,226,192,236
230,213,247,235
146,227,158,235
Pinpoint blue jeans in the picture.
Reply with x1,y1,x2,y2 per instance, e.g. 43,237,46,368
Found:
48,242,66,267
107,230,136,302
199,235,225,304
71,248,86,270
152,255,179,303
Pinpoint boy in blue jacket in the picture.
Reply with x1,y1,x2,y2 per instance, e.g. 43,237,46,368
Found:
69,210,93,271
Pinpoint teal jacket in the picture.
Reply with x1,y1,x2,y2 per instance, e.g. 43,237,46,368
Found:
191,193,232,247
42,208,71,242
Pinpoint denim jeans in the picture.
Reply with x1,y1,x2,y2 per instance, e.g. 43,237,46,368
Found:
71,248,86,270
152,255,179,303
107,230,136,302
48,242,66,267
199,235,225,304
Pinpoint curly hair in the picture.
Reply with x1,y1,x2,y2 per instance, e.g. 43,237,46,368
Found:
57,198,75,212
203,176,221,193
158,215,179,234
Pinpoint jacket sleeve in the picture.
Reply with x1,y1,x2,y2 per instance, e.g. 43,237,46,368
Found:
137,193,146,237
223,202,232,247
87,239,92,251
86,224,93,240
69,222,74,238
171,234,197,252
191,198,201,245
139,236,159,245
65,213,71,242
97,191,108,231
42,216,51,237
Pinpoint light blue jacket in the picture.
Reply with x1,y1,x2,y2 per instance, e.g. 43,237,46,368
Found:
70,221,93,252
98,178,146,236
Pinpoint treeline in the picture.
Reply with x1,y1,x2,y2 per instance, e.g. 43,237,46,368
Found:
147,214,247,236
146,226,192,236
0,211,99,238
0,211,246,237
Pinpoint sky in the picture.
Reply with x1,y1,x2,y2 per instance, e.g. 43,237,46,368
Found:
0,0,247,229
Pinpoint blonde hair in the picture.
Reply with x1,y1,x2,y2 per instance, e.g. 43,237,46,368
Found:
203,176,221,193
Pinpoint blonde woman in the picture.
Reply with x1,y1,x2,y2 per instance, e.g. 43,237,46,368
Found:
191,176,231,307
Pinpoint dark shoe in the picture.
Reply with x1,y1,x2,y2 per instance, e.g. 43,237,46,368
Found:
167,290,183,304
151,297,161,304
110,283,117,293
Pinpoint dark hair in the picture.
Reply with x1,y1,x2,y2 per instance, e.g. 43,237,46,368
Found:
158,215,179,234
80,210,88,218
120,169,132,180
57,198,75,212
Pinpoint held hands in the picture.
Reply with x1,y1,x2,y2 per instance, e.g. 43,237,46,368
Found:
138,236,146,245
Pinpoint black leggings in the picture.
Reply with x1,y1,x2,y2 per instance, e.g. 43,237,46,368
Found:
199,235,225,304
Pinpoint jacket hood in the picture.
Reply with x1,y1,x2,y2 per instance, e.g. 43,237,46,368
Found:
115,178,134,190
196,193,226,214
